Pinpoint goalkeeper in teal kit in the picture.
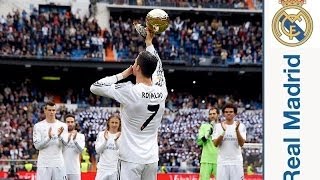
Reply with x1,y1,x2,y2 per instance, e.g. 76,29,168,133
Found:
197,107,219,180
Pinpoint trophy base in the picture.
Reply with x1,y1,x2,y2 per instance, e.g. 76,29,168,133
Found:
134,23,147,38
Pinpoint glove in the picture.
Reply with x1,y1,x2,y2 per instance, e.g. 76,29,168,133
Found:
203,127,213,140
201,126,214,142
201,136,208,142
208,127,213,136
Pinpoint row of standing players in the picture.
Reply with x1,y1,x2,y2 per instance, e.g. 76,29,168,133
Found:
33,101,121,180
197,105,247,180
32,29,247,180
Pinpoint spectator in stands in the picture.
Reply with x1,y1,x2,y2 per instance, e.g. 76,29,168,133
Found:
159,164,168,173
32,101,68,180
247,162,254,175
213,103,246,180
197,107,219,179
24,161,33,172
63,114,85,180
95,115,121,180
80,158,90,173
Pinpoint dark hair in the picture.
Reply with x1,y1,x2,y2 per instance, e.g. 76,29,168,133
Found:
44,101,55,109
137,51,158,78
222,103,237,114
209,107,219,114
107,115,121,132
65,114,75,121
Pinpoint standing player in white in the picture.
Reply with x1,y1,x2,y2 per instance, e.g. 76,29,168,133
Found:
213,103,246,180
90,29,167,180
63,114,85,180
95,115,121,180
33,101,68,180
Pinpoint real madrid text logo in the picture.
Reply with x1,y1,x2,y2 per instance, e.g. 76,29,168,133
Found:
272,0,313,47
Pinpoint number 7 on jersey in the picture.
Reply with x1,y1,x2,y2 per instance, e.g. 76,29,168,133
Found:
141,104,160,131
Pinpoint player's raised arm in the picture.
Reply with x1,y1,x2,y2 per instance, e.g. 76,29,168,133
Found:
197,124,206,146
33,124,51,150
90,71,125,97
235,121,246,147
58,125,69,146
213,123,225,147
145,29,167,91
95,131,108,154
90,66,133,104
73,132,85,153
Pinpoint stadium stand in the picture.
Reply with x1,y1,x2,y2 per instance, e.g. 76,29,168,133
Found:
103,0,263,10
0,8,104,61
0,6,262,65
109,15,262,65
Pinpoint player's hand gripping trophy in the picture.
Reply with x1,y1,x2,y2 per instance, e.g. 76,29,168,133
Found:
134,9,169,38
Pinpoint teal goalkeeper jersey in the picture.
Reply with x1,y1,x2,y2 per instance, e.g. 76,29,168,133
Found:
197,123,218,164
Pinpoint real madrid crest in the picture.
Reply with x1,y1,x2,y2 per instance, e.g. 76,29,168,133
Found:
272,0,313,47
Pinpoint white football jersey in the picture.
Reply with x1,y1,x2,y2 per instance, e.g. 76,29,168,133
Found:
95,132,119,172
63,132,85,174
33,120,68,167
90,45,168,164
213,121,247,165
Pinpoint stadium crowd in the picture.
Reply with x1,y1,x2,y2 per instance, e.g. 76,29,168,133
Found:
106,0,263,10
0,8,262,65
0,8,104,60
0,81,262,173
111,15,262,65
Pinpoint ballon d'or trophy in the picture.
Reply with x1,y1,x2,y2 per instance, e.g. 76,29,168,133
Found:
134,9,169,38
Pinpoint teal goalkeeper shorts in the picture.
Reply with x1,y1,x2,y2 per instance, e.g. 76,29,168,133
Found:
199,163,217,180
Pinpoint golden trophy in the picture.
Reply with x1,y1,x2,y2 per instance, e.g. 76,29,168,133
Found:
134,9,170,38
